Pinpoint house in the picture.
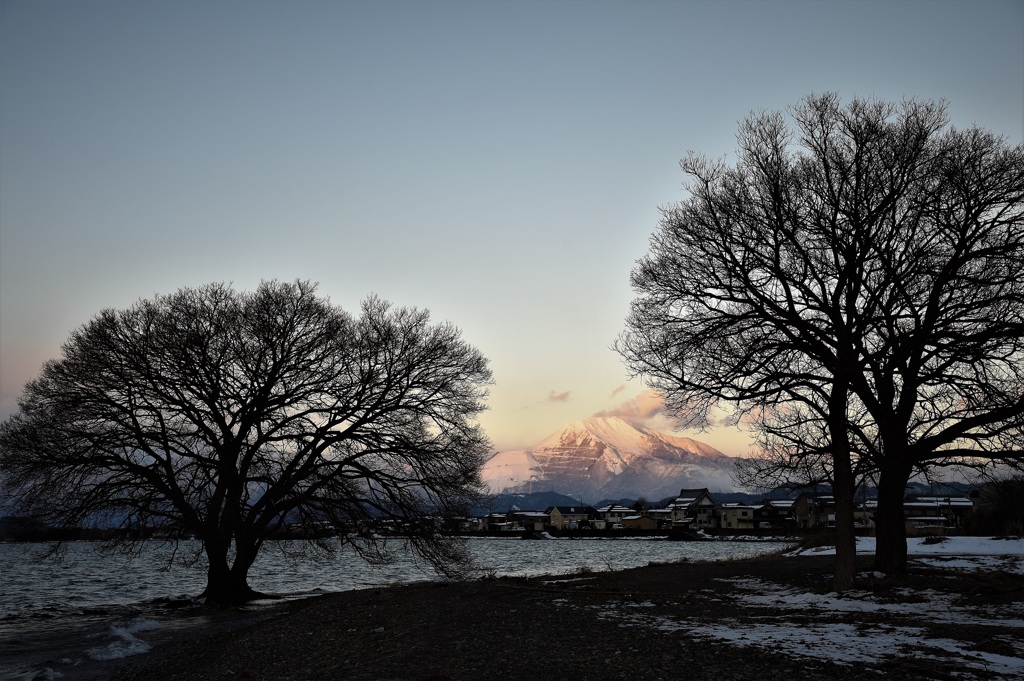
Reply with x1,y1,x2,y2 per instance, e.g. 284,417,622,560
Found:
482,513,517,531
667,488,719,529
862,495,975,531
785,492,975,531
546,506,593,530
594,505,634,528
720,503,758,530
791,493,875,529
905,496,974,529
755,499,797,529
792,492,836,528
644,507,676,529
509,510,550,531
620,515,657,530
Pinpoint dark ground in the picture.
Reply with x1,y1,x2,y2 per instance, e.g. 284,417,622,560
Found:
110,552,1024,681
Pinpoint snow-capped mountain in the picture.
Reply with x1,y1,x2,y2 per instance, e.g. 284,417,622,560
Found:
480,416,738,502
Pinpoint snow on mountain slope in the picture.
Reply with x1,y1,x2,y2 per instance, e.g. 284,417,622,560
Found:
651,430,726,458
480,416,738,501
479,449,544,489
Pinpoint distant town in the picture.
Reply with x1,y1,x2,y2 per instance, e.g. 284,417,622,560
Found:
458,482,1016,539
3,480,1018,543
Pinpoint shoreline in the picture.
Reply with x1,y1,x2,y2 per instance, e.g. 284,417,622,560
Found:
3,536,790,681
4,539,786,681
108,551,1024,681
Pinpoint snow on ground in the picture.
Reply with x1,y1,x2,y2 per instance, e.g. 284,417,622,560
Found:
713,577,1024,627
794,535,1024,574
796,535,1024,557
591,586,1024,679
559,537,1024,679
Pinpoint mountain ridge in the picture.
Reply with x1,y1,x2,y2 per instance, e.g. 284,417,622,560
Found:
480,416,738,503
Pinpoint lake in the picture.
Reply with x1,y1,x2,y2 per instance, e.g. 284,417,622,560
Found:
0,537,791,680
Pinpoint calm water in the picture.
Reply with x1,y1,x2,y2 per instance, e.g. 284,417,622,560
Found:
0,537,789,680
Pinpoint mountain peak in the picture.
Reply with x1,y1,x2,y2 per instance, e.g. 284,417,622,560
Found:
481,417,736,502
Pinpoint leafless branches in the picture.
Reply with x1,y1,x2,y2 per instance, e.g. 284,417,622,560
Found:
619,93,1024,578
0,280,493,601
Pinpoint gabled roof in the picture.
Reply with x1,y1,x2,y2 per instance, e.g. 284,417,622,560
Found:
679,487,712,497
510,511,550,518
672,488,717,508
908,496,974,507
595,504,634,514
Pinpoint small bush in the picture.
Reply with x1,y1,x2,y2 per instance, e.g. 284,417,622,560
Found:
800,532,837,550
921,535,948,546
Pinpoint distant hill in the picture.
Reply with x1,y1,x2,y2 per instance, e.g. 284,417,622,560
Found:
469,491,584,516
480,416,738,504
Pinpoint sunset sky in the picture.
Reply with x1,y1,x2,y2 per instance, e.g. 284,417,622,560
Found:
2,0,1022,456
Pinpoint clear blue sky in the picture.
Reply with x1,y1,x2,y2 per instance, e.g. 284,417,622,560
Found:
2,0,1022,454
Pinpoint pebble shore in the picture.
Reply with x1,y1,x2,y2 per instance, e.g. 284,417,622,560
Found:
113,553,1024,681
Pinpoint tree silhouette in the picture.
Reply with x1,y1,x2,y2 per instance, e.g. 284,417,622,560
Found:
0,280,493,603
619,93,1024,582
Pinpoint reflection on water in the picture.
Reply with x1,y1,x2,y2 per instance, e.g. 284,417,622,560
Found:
0,537,790,679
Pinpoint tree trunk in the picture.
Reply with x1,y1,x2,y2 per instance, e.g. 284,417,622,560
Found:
830,448,857,592
874,460,912,575
200,538,262,604
827,378,857,593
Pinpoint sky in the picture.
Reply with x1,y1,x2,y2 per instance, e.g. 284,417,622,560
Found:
1,0,1022,456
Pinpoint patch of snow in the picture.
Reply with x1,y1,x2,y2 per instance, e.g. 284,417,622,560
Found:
550,539,1024,678
713,577,1024,628
672,617,1024,678
569,583,1024,679
795,536,1024,559
915,555,1024,574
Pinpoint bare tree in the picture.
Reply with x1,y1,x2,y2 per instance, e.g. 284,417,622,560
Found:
0,280,493,603
848,117,1024,573
618,93,1024,584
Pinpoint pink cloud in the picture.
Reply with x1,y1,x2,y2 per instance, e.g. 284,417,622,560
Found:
593,389,671,427
610,384,626,397
546,389,571,403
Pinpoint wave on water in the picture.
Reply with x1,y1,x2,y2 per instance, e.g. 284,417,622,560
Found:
86,616,162,661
